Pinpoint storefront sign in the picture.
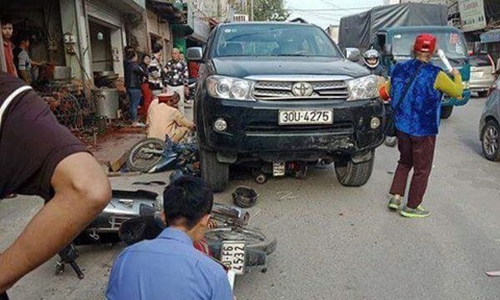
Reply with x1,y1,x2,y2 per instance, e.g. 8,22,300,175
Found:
459,0,486,32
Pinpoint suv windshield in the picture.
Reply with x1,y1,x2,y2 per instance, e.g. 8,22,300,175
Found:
213,24,342,58
392,31,467,59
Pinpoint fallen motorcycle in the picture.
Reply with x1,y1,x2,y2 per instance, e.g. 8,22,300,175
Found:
55,189,158,278
126,135,198,174
119,197,276,276
57,189,276,278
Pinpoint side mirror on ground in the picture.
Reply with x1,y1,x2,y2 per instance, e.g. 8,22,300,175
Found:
187,47,203,61
345,47,361,62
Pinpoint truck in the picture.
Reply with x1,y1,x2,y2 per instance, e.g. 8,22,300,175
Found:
187,22,385,192
338,2,471,119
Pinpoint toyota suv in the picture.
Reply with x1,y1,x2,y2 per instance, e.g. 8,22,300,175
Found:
188,22,385,192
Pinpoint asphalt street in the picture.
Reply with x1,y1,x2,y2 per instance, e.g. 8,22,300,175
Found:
1,97,500,299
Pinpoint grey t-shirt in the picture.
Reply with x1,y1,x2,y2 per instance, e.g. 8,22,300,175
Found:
17,49,31,71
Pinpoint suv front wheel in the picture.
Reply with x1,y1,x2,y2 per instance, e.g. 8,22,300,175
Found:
200,148,229,192
335,152,375,187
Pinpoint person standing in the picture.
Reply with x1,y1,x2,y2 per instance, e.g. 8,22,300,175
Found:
124,50,145,126
139,54,153,116
384,34,463,218
1,18,17,77
165,48,189,114
13,33,43,84
106,176,233,300
148,43,164,97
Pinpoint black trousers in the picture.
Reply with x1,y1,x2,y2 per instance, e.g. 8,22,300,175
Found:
0,292,9,300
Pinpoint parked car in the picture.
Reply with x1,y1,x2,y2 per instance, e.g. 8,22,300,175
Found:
187,22,385,192
470,52,497,98
479,77,500,161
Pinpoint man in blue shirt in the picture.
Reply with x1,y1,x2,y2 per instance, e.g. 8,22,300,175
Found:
106,176,233,300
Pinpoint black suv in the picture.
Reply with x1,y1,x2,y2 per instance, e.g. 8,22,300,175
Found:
188,22,385,192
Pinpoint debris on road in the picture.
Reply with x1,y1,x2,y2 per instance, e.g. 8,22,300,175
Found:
485,271,500,277
232,186,259,208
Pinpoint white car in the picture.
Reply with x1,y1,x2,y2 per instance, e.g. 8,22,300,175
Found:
470,53,497,98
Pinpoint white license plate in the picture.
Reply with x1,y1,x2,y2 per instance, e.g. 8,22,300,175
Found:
273,161,286,177
221,241,246,275
279,109,333,125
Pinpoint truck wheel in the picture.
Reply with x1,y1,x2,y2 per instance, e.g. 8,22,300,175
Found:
440,106,453,119
335,153,374,187
200,148,229,192
481,120,500,162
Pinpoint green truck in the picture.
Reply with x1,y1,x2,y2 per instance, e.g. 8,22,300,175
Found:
339,2,471,119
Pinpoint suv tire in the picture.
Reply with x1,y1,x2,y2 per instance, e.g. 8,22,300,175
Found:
335,153,374,187
200,148,229,192
440,106,453,119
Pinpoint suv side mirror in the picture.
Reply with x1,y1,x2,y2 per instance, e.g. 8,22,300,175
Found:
345,47,361,62
383,44,392,55
187,47,203,61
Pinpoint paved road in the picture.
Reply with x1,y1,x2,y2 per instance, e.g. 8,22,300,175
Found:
2,97,500,299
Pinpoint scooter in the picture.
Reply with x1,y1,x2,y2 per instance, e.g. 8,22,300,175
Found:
55,189,159,278
126,135,198,174
56,188,276,279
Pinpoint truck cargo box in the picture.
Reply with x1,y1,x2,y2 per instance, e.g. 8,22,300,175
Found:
338,3,448,52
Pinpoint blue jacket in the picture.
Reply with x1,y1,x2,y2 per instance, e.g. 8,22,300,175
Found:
106,228,233,300
390,59,443,136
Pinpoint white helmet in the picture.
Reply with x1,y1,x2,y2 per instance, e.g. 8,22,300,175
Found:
363,49,380,69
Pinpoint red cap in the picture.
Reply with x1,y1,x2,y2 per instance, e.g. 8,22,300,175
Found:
414,34,437,53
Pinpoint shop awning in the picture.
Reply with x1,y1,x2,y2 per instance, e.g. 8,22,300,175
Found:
481,29,500,43
147,0,185,24
188,18,210,43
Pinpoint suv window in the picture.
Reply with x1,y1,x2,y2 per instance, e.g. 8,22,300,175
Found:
213,24,341,58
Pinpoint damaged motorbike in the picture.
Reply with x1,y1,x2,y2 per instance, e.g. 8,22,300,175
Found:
126,135,198,174
57,188,276,280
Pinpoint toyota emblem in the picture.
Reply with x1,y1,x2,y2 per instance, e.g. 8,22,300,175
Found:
292,82,314,97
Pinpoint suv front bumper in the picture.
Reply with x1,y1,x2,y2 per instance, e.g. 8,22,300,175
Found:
197,96,385,162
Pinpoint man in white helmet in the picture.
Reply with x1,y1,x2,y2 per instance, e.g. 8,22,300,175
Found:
363,49,388,78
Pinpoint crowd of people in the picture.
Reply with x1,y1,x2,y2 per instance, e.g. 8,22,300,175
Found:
1,18,44,84
124,43,194,132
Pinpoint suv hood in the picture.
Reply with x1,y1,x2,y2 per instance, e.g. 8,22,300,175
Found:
211,57,370,79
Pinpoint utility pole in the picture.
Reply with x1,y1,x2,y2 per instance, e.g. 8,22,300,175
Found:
250,0,254,21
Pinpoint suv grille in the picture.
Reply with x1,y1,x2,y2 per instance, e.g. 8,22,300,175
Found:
253,81,349,100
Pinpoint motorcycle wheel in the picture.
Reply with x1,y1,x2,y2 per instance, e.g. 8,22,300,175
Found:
205,227,277,256
384,136,397,147
127,138,166,172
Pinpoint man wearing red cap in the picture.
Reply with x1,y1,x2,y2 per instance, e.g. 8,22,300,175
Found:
382,34,463,218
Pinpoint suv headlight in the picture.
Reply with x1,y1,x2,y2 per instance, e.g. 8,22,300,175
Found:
206,75,255,101
347,75,379,101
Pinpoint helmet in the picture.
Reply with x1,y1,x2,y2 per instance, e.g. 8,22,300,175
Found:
363,49,380,69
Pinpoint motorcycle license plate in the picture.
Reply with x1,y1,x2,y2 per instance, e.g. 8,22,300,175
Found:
273,161,286,177
279,109,333,125
221,241,246,275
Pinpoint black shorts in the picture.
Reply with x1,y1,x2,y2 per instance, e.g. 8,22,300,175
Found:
0,73,88,200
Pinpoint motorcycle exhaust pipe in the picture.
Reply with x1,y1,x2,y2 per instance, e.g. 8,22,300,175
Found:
212,203,250,226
